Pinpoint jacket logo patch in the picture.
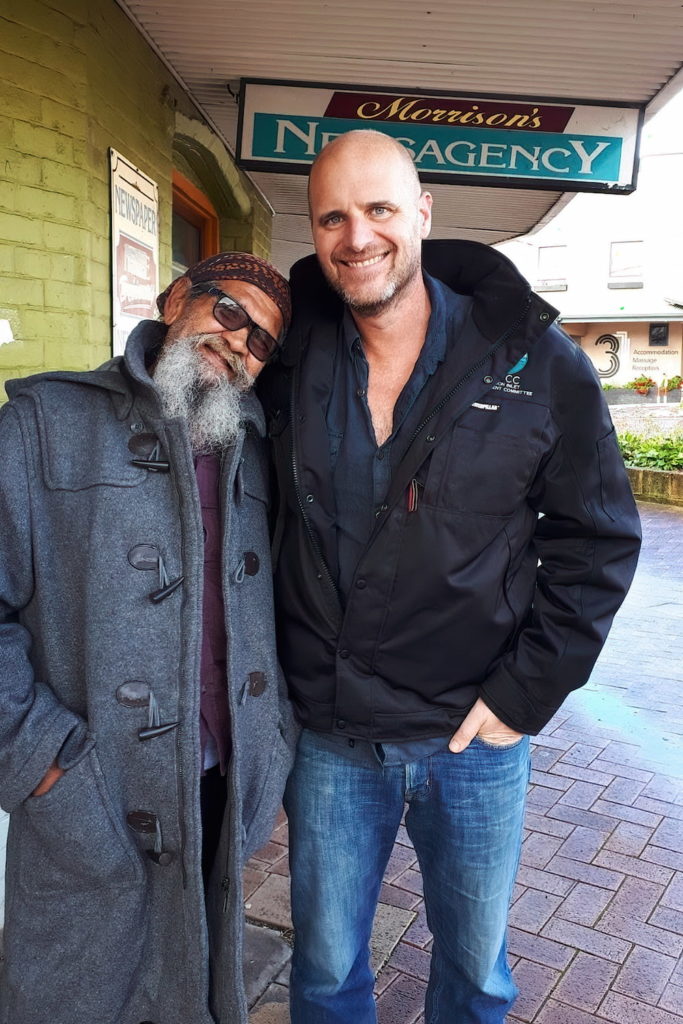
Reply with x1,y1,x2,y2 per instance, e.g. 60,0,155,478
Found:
492,354,533,397
471,401,500,411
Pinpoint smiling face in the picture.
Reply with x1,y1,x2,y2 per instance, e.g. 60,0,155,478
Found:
309,131,432,317
162,277,283,383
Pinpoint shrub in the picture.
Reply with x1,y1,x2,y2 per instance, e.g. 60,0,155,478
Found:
618,432,683,471
624,375,656,394
666,374,682,392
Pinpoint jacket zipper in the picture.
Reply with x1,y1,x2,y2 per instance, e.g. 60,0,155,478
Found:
289,359,339,599
405,295,533,450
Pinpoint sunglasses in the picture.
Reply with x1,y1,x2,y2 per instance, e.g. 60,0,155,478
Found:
191,283,281,363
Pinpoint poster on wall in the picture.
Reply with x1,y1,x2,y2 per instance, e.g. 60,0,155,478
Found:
237,79,641,192
110,149,159,356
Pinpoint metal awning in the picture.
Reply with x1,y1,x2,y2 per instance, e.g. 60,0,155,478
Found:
116,0,683,272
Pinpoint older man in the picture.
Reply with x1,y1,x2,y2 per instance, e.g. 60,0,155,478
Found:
0,252,298,1024
261,131,641,1023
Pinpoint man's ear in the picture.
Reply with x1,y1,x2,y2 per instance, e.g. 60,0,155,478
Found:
162,277,192,325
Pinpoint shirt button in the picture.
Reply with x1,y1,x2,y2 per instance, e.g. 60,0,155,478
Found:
376,450,384,460
483,375,494,384
356,388,366,398
336,719,347,729
356,578,366,589
306,493,314,503
338,649,349,659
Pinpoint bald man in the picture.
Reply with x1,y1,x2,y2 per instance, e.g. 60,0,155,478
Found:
261,131,640,1023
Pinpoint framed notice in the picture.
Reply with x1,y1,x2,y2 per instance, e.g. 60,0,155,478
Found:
110,149,159,356
237,79,642,193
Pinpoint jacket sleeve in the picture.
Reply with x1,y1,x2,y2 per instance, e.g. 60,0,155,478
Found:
0,402,90,811
479,339,641,734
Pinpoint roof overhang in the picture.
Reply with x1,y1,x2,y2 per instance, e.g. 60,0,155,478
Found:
116,0,683,272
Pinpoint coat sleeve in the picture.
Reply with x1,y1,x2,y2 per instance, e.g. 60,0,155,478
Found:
479,339,642,735
0,402,90,811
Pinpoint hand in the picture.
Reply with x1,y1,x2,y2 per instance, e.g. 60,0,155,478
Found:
32,761,65,797
449,698,524,753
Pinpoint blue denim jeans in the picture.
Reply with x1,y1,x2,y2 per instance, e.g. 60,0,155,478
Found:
284,729,530,1024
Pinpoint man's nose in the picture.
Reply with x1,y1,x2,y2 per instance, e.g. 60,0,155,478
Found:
344,215,374,252
221,326,249,356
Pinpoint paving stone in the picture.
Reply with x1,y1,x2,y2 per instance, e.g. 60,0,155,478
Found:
508,927,575,970
554,742,605,767
375,973,427,1024
592,798,663,828
509,889,564,934
383,843,418,882
554,882,615,927
662,873,683,912
527,784,566,813
601,776,648,805
524,811,575,839
515,865,576,897
521,833,565,870
531,745,564,772
370,903,417,975
592,760,654,784
547,803,620,833
244,925,291,1010
650,906,683,936
594,849,674,885
401,906,432,948
638,797,683,821
379,882,422,911
659,982,683,1015
642,776,683,804
393,867,423,896
552,951,620,1012
247,874,292,930
596,912,683,957
249,994,290,1024
550,763,617,787
643,846,683,872
559,780,604,809
374,965,399,996
387,941,431,982
544,854,624,890
510,959,561,1021
599,990,683,1024
535,997,612,1023
542,917,631,962
612,946,677,1004
652,817,683,852
244,864,269,901
604,820,655,856
557,825,608,863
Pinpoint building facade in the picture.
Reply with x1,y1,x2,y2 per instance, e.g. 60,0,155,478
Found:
0,0,272,393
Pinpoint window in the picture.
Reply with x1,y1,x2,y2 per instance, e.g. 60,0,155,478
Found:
608,240,643,289
536,245,567,291
172,171,219,276
649,324,669,347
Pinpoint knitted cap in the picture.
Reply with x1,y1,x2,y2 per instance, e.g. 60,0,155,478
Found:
156,252,291,333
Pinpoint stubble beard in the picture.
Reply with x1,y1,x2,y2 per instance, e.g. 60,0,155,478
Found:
324,240,422,318
153,332,254,455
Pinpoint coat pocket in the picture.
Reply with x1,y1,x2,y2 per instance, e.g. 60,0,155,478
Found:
18,749,142,895
241,729,294,859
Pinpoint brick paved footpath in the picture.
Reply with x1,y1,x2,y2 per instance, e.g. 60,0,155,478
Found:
246,500,683,1024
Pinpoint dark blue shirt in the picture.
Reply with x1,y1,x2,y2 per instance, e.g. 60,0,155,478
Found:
326,272,471,598
322,273,471,765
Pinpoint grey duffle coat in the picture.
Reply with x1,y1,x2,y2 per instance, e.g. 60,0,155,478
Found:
0,321,298,1024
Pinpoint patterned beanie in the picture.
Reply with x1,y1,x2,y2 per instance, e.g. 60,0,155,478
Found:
156,252,291,334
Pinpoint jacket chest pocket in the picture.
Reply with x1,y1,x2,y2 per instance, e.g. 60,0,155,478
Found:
423,426,541,516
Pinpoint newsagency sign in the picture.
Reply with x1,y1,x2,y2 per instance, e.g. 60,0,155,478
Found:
237,79,641,192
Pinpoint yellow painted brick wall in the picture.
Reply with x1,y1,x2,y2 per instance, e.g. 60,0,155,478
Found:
0,0,271,391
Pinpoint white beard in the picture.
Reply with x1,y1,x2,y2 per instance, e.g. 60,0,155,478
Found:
153,333,254,454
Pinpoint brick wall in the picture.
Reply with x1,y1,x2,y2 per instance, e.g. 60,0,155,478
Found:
0,0,271,391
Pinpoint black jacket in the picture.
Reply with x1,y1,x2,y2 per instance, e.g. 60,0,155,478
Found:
262,240,641,740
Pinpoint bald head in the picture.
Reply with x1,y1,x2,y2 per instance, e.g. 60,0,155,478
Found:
309,130,420,209
307,129,432,318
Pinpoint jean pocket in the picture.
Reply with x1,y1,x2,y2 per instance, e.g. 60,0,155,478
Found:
472,734,527,751
19,749,141,895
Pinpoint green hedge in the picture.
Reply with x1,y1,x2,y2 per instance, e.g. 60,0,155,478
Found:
618,432,683,471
